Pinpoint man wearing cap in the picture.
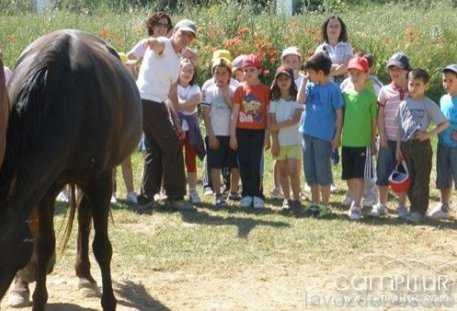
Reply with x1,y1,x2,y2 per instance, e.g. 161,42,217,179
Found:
136,19,197,211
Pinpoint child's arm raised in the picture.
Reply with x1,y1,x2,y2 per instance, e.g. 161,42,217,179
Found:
296,74,308,104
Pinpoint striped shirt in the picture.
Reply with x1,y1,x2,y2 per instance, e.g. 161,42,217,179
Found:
377,82,409,141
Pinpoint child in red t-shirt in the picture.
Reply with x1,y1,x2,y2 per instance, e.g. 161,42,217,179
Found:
230,54,270,208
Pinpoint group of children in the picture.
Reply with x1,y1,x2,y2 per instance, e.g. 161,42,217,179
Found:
171,44,457,224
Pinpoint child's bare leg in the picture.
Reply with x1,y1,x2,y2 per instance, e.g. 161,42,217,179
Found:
321,185,330,205
187,172,197,192
348,178,365,207
230,168,240,194
310,185,321,205
273,161,281,190
288,159,301,201
378,185,389,205
211,168,222,196
440,188,452,205
121,156,135,193
278,160,290,200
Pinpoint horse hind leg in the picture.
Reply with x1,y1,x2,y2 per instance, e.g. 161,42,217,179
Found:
75,190,101,298
31,188,58,311
82,171,116,311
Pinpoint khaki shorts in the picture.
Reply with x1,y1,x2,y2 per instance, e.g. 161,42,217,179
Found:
276,144,301,161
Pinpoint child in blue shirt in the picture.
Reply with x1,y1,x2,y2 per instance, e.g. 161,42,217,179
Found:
429,64,457,220
297,52,344,217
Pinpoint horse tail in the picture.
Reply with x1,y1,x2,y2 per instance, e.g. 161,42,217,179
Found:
58,184,77,255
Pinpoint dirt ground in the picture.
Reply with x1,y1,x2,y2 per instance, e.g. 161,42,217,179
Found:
1,264,323,311
2,256,455,311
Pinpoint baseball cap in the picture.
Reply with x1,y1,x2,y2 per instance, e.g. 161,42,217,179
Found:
281,46,302,60
232,55,246,70
212,57,233,72
212,49,232,62
443,64,457,75
175,19,197,37
347,56,369,73
242,54,262,69
275,66,294,80
386,52,410,70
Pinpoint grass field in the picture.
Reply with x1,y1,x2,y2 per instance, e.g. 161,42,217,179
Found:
2,2,457,310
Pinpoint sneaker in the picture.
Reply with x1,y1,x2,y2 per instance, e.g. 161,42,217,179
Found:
291,200,306,217
304,184,311,192
397,206,409,220
189,190,201,205
126,191,138,204
203,186,214,196
135,200,159,214
428,203,450,220
214,195,228,207
342,195,352,207
405,212,423,224
348,205,362,220
368,203,388,217
253,196,265,209
330,183,337,193
317,205,332,218
305,204,320,217
282,199,291,210
228,192,241,201
136,194,151,206
270,187,283,200
166,199,196,211
239,196,253,208
110,195,118,204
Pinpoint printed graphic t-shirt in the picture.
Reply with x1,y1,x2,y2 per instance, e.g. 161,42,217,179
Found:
234,82,270,130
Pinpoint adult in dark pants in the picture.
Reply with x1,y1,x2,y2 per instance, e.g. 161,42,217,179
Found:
136,19,197,212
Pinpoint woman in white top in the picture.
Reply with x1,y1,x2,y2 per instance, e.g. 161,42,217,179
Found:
315,16,353,86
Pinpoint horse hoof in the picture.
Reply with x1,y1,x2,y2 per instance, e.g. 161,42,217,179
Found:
6,289,32,308
79,280,101,298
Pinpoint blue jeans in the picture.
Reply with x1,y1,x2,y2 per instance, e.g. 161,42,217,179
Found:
302,134,332,186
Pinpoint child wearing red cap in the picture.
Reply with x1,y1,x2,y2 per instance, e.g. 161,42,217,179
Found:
230,54,270,208
340,56,378,220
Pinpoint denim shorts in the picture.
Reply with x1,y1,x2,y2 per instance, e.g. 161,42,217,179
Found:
302,134,332,186
376,140,397,186
436,144,457,189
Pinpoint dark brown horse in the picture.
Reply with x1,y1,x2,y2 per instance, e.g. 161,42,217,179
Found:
0,54,8,169
0,29,142,310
